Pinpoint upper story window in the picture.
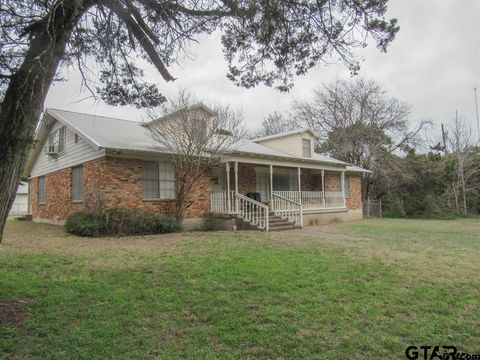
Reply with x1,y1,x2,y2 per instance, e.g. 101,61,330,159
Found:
302,138,311,157
142,161,176,200
192,119,207,144
45,126,66,155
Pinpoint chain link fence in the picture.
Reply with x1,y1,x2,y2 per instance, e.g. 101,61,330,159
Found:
363,199,382,218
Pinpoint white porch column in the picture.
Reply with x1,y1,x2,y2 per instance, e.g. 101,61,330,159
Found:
269,165,273,209
226,162,231,212
297,167,302,204
298,167,303,228
341,171,346,208
321,169,326,208
234,161,239,213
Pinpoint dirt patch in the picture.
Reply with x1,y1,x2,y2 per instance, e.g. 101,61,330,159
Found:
0,299,28,328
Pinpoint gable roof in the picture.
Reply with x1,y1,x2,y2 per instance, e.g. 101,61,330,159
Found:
25,108,369,175
143,104,215,127
252,128,316,142
46,108,167,152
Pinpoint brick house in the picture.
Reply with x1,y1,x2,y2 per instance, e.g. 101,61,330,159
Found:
24,107,371,231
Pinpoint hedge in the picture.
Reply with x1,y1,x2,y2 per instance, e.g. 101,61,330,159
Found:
65,208,181,237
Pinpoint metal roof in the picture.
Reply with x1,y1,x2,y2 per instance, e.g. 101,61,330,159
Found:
252,128,316,142
47,108,168,152
26,108,369,172
346,164,373,174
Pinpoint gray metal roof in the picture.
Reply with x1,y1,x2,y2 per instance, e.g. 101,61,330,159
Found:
346,164,373,174
252,128,316,142
42,108,365,170
47,108,168,152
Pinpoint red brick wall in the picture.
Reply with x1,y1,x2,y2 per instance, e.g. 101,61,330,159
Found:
31,156,213,220
322,172,362,210
31,159,106,220
237,163,257,194
346,175,362,209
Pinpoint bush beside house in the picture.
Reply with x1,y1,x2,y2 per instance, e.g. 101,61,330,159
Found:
65,208,181,237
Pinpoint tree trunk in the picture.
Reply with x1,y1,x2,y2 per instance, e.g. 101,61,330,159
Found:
461,172,467,214
0,0,92,242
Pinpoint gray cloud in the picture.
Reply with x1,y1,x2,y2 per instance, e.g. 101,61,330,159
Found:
45,0,480,138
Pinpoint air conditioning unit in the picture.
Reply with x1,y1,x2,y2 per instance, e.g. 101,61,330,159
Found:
44,145,59,155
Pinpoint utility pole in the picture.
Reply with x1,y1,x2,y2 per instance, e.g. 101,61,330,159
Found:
441,123,448,154
474,86,480,143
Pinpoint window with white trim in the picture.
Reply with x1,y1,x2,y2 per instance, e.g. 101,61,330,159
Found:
38,176,45,204
72,166,83,201
142,161,176,199
302,138,311,157
48,126,66,153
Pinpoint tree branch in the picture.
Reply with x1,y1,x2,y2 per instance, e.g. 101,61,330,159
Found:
100,0,175,82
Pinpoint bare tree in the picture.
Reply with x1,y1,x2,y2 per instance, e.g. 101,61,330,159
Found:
147,92,244,221
448,114,478,214
249,111,299,138
293,78,429,199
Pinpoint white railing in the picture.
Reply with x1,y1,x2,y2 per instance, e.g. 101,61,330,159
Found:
272,193,303,228
210,191,237,214
272,191,302,203
325,191,345,208
272,191,345,210
235,193,269,231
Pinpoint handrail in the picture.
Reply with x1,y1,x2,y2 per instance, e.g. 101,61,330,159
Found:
210,191,237,214
271,193,303,228
234,193,269,231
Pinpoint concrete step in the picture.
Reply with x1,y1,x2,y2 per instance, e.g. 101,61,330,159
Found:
269,224,302,231
268,217,289,223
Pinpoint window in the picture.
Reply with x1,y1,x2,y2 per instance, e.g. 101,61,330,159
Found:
302,139,311,157
38,176,45,204
192,119,207,144
74,133,80,144
48,126,66,153
142,161,176,199
72,166,83,201
344,176,350,197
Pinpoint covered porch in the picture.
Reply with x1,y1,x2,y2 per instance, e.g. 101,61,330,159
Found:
210,161,349,230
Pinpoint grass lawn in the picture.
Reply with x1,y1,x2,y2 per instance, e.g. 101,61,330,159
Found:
1,218,479,359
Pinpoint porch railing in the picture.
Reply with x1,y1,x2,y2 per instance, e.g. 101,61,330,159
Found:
210,191,269,230
324,191,345,208
271,193,303,228
235,193,269,231
210,191,237,214
272,191,345,210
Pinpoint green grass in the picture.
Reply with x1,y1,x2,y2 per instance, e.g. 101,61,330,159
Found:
1,218,479,359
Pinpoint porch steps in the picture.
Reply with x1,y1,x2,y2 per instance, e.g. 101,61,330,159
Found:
268,213,301,231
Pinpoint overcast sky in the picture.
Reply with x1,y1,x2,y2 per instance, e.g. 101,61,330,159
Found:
45,0,480,138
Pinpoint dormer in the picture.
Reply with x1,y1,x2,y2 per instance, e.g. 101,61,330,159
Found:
144,104,216,143
253,129,316,158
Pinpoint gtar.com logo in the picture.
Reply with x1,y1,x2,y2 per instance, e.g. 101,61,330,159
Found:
405,346,480,360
